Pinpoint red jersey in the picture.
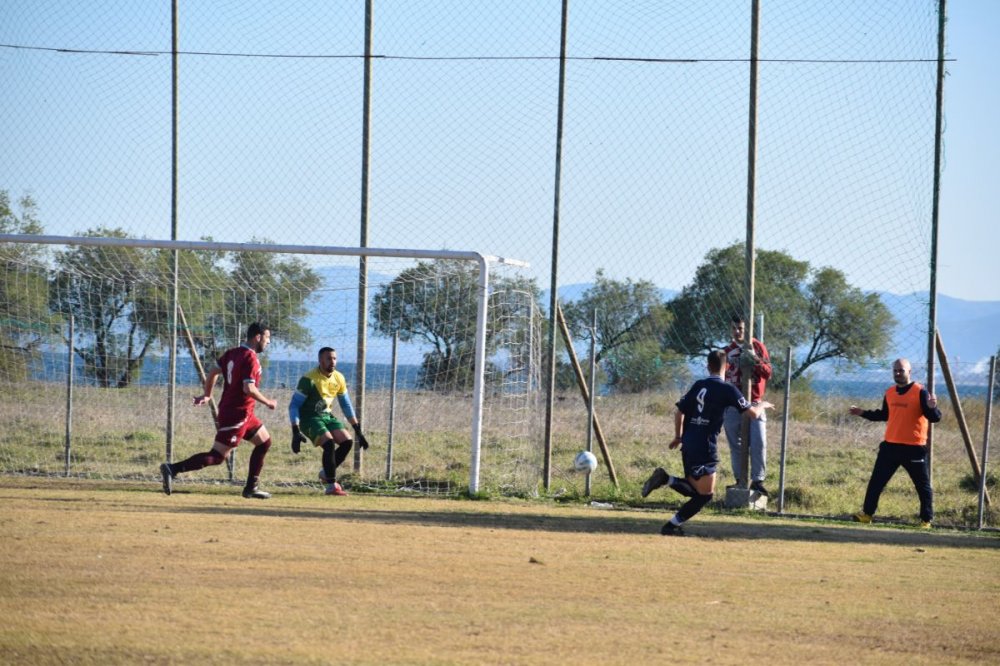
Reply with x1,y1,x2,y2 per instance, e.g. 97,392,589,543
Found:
723,338,772,402
215,345,262,423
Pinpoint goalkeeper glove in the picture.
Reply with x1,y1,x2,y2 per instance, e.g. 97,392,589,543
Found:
352,423,370,450
291,425,308,454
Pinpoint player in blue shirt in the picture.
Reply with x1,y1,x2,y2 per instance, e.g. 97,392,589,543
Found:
641,349,771,535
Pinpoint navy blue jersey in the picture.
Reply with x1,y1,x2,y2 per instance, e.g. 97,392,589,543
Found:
676,376,751,448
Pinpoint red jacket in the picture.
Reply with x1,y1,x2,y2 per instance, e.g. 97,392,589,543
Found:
723,338,772,402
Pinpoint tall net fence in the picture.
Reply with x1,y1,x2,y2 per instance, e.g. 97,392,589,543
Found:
0,2,952,375
3,2,995,524
1,3,941,291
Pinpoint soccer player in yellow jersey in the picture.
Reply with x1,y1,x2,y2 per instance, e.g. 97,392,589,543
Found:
288,347,370,496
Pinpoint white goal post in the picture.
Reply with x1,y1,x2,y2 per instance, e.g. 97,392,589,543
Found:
0,233,540,495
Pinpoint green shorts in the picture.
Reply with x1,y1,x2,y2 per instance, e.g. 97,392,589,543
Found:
300,413,347,447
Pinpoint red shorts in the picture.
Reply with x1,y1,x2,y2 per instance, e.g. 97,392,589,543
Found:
213,413,263,448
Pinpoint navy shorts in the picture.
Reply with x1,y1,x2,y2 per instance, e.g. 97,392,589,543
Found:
681,439,719,479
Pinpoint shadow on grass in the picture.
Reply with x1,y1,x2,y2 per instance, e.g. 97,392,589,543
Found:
5,478,998,550
163,499,1000,550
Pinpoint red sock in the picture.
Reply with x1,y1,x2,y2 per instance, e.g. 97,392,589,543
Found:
247,438,271,482
172,450,225,474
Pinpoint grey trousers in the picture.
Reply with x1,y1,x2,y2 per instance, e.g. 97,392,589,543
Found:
722,405,767,483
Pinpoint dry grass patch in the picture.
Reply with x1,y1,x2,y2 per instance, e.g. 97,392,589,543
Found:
1,478,998,665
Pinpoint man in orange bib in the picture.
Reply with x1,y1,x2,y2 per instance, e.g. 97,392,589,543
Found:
848,358,941,528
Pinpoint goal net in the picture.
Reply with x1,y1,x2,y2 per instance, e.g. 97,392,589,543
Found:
0,234,544,497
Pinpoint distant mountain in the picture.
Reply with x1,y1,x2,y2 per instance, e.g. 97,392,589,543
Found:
548,284,998,368
542,283,678,308
274,268,999,372
883,292,1000,366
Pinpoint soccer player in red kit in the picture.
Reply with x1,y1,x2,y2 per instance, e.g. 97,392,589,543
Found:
160,322,278,499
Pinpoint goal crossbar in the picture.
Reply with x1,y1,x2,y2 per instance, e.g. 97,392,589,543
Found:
0,233,529,268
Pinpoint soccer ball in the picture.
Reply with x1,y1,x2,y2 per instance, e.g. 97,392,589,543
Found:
573,450,598,473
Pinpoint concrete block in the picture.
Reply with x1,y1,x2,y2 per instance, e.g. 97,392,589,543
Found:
724,486,768,511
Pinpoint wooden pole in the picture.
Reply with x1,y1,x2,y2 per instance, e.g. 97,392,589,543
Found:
935,329,990,504
178,305,232,479
177,305,218,425
555,303,618,488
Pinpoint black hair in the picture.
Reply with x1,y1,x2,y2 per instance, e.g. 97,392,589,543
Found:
708,349,727,373
318,346,335,358
245,322,269,339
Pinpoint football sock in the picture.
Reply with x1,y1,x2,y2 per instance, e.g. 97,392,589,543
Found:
247,438,271,483
335,439,354,467
667,475,696,497
677,493,713,522
171,449,225,474
322,440,338,483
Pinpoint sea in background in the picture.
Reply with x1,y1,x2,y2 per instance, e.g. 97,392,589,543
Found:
809,378,991,400
32,352,422,392
30,352,994,400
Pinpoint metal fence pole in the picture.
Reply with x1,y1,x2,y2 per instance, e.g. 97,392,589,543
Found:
386,331,398,481
167,0,179,468
64,314,74,477
228,323,241,481
925,0,948,481
355,0,375,476
778,346,792,513
978,355,996,529
543,0,571,492
166,255,179,468
740,0,761,491
585,310,597,497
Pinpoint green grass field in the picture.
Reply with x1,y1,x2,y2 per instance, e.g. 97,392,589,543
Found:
2,477,998,665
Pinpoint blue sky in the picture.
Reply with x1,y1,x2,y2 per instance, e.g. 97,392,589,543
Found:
937,0,999,301
1,1,997,302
